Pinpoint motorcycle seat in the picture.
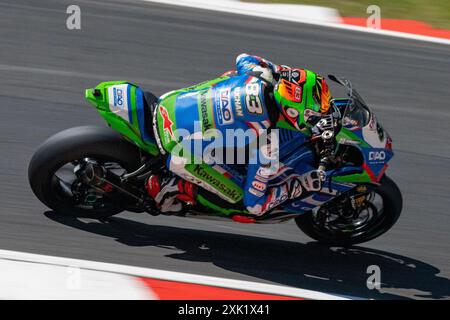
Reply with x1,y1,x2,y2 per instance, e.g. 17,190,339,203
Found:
142,91,159,139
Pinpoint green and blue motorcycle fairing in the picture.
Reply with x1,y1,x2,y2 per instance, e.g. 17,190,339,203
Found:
27,74,402,246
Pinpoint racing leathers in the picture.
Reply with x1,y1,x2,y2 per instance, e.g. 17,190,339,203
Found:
148,54,323,215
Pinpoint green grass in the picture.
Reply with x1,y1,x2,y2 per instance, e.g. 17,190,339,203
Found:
244,0,450,29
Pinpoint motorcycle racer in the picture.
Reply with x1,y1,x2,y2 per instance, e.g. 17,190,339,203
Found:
147,53,332,215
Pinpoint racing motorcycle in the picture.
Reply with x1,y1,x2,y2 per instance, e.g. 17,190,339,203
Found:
28,75,402,246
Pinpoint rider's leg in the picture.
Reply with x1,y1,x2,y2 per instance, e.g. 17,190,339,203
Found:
244,146,322,216
146,154,243,213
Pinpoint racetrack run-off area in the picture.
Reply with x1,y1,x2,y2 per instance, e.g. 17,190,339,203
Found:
0,0,449,299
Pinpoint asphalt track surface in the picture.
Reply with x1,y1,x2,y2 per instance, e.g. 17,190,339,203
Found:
1,0,449,300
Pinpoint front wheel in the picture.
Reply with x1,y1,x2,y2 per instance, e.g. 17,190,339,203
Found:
295,175,403,246
28,126,141,219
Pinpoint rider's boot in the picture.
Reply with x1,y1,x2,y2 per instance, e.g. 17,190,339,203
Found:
146,175,196,213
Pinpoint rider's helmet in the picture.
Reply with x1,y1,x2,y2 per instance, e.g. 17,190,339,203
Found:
274,68,331,132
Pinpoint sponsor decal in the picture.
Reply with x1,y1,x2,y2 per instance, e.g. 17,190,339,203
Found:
233,87,244,117
267,193,288,211
152,105,166,154
192,165,241,202
280,68,305,85
368,150,386,161
159,105,174,139
216,88,234,125
280,69,291,81
199,90,213,132
113,88,124,107
107,84,130,122
252,180,266,192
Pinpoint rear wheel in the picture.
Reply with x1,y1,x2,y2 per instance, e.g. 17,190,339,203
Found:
295,175,402,246
28,126,141,219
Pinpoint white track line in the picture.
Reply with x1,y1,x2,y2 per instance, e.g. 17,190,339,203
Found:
142,0,450,45
0,249,361,300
